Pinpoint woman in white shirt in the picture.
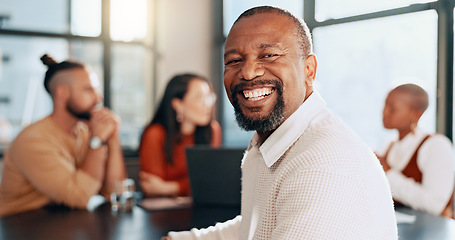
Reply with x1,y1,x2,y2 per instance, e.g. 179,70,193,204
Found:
378,83,455,218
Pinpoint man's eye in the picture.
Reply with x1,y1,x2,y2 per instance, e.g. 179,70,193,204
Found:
225,59,243,65
262,54,279,58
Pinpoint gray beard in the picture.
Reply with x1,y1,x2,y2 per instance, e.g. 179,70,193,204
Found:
231,80,284,134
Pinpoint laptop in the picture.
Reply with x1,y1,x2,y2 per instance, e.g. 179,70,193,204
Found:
186,146,245,207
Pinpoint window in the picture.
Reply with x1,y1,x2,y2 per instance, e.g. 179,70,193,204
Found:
0,0,154,153
71,0,102,37
110,0,148,42
111,43,152,150
0,36,67,149
315,0,435,21
313,10,438,150
0,0,69,33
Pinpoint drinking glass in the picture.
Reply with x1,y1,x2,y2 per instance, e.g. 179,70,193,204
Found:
110,178,136,212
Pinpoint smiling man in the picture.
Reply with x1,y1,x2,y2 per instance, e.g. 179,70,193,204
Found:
167,6,397,240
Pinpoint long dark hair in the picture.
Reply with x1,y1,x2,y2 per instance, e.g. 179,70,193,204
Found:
140,73,215,165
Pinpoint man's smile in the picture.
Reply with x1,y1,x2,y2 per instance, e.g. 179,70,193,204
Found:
242,87,275,101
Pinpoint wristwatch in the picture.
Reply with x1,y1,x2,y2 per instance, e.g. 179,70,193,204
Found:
89,136,105,150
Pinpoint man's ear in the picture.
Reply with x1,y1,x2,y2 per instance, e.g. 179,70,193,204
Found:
304,54,317,87
54,84,70,103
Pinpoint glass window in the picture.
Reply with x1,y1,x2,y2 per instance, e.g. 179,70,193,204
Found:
223,0,303,36
71,0,101,37
69,40,104,93
110,0,148,42
0,0,69,33
315,0,435,22
0,36,68,149
111,43,152,150
313,10,438,151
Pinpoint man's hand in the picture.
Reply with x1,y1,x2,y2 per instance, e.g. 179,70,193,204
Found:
89,108,118,142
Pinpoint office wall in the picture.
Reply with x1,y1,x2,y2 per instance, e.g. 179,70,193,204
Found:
155,0,214,103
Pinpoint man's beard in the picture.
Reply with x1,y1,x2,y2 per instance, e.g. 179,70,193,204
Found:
231,80,284,134
66,100,91,120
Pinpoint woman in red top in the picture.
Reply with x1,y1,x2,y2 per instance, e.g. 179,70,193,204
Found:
139,74,222,196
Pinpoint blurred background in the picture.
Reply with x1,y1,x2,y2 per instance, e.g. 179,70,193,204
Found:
0,0,453,155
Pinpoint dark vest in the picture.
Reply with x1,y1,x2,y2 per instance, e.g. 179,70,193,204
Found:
384,135,454,219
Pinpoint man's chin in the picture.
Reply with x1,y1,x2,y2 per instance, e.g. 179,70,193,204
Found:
235,110,282,133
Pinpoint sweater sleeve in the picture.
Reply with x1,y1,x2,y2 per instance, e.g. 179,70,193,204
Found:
10,136,101,209
139,125,168,177
168,215,242,240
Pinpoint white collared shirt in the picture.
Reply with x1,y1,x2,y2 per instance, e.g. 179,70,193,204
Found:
253,91,330,167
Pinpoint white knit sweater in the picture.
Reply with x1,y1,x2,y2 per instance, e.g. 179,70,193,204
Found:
170,93,398,240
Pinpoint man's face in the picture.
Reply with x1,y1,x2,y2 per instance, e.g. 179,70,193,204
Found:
224,13,309,134
65,68,101,120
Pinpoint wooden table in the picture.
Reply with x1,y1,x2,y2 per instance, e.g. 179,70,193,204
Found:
0,202,239,240
0,201,454,239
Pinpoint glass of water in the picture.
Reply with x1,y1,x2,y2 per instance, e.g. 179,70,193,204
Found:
110,178,136,212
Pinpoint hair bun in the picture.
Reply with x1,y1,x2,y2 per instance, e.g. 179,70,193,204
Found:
40,54,57,67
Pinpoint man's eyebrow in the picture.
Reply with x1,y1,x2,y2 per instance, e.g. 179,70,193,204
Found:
258,43,280,49
224,43,281,58
224,49,237,58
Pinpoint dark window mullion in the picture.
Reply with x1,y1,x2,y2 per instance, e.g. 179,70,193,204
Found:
101,0,112,108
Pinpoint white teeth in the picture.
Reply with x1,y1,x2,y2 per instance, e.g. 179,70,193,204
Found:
242,87,274,101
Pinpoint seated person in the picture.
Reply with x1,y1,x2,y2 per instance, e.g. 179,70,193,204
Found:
378,83,455,218
139,73,221,197
0,54,127,217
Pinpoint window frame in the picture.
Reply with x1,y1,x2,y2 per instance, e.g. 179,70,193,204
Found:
0,0,156,157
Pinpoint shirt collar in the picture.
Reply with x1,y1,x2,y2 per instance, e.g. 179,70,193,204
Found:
253,91,328,168
395,127,426,145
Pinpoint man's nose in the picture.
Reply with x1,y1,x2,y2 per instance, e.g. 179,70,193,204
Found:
240,59,264,80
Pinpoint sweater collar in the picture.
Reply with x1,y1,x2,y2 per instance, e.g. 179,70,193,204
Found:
249,91,328,168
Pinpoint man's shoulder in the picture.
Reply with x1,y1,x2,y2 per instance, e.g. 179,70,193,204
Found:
15,117,54,139
10,117,66,148
286,114,372,166
304,113,361,145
